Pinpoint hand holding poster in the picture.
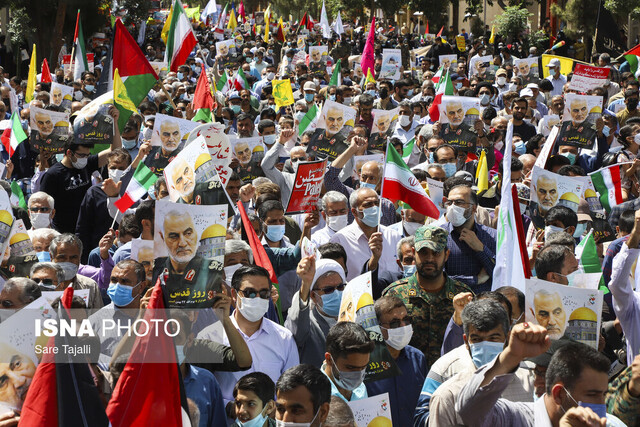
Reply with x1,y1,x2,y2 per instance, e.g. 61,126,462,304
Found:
380,49,401,80
529,166,583,229
558,94,603,149
437,96,483,152
306,100,356,161
525,278,602,349
286,159,327,214
469,55,496,82
49,82,74,112
230,136,266,184
153,200,227,308
309,46,329,77
130,239,154,282
73,92,115,145
569,64,610,92
29,106,71,153
368,108,399,153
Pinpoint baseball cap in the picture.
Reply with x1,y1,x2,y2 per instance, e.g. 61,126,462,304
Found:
496,68,508,77
546,58,561,68
228,92,241,100
520,88,534,98
526,83,539,90
415,225,449,253
303,81,317,91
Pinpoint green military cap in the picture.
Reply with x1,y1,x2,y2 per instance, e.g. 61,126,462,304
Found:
414,225,448,253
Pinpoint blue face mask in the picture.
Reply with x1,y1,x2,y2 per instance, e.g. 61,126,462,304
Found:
573,222,587,238
36,251,51,262
428,152,435,163
177,72,184,80
479,93,490,105
359,205,380,228
469,341,504,368
602,125,610,137
455,82,463,90
85,84,95,92
107,282,140,307
442,162,457,177
366,90,377,97
360,181,377,190
319,290,343,317
236,413,268,427
329,94,336,101
578,402,607,419
560,152,577,165
231,105,242,114
406,89,414,97
122,138,138,150
265,224,286,242
305,93,314,102
514,141,527,155
403,264,416,278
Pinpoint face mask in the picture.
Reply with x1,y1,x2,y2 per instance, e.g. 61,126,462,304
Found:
195,66,202,74
469,341,504,367
36,251,51,262
177,72,184,80
494,140,504,151
497,76,507,86
602,125,610,138
176,345,187,365
519,203,528,214
442,162,457,177
560,152,576,165
455,82,463,90
384,324,414,350
107,282,140,307
237,296,269,322
74,91,83,101
447,204,469,227
360,181,377,190
330,355,366,391
479,93,490,105
224,263,243,285
263,134,277,145
108,168,126,184
406,90,413,97
359,205,380,227
30,212,51,229
265,224,286,242
304,93,314,102
231,105,242,114
403,220,422,236
72,157,88,169
237,413,268,427
85,84,95,92
223,118,231,127
343,96,352,105
399,115,411,127
294,111,305,122
326,214,348,232
549,68,557,77
508,83,518,92
266,72,275,81
514,141,527,155
634,133,640,145
122,138,137,149
544,224,566,241
275,409,320,427
562,386,607,418
329,94,336,101
565,266,585,287
57,261,78,281
319,290,343,317
402,264,416,278
366,90,377,97
573,222,587,238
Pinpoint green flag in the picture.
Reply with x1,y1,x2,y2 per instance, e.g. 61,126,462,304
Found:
10,181,26,210
577,230,608,294
329,59,342,86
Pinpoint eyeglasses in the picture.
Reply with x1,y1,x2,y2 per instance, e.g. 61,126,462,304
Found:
380,316,412,329
33,278,55,287
239,288,271,299
73,151,91,159
29,207,51,213
315,283,346,295
444,199,472,208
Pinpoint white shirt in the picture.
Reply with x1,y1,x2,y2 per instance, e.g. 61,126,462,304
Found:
196,314,300,404
546,74,567,97
311,224,337,247
391,119,419,145
330,222,402,281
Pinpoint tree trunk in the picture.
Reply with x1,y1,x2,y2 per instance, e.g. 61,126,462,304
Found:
51,0,67,69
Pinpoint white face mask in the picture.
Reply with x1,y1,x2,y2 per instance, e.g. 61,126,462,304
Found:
326,214,348,232
497,76,507,86
237,296,269,322
403,220,422,236
72,157,88,170
383,324,413,350
275,409,320,427
399,115,411,127
30,212,51,229
343,96,352,106
108,168,126,184
446,205,469,227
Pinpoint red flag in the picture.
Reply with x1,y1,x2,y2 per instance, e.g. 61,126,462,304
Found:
425,20,429,35
73,10,80,43
238,0,246,22
299,13,308,30
307,15,315,30
360,17,376,81
41,58,53,83
276,22,285,43
106,281,186,426
512,184,532,278
193,68,214,111
623,43,640,57
237,201,277,284
436,26,444,37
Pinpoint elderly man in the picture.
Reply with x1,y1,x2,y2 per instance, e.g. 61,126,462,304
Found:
312,192,350,247
49,233,105,309
27,191,55,233
30,261,64,291
330,187,402,281
0,278,41,309
308,105,350,161
144,119,183,176
30,228,60,263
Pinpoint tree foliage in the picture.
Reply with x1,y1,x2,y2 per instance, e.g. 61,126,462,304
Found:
550,0,599,38
604,0,640,20
408,0,452,30
494,6,531,42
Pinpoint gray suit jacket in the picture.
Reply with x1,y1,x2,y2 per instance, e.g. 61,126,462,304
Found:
285,291,334,367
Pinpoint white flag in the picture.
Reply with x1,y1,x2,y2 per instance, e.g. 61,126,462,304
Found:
320,1,331,39
332,12,344,38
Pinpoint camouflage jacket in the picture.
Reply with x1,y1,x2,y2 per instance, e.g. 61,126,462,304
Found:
606,365,640,427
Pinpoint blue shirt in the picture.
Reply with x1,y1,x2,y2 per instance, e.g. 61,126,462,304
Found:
365,345,427,427
321,363,368,402
183,364,227,427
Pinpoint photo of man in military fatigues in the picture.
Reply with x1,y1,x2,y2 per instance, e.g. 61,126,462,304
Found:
439,99,478,151
146,119,185,176
307,104,352,161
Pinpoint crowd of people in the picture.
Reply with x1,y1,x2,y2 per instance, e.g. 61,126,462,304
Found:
2,4,640,427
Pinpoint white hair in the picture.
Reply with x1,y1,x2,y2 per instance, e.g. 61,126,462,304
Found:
30,227,60,242
322,191,348,211
225,239,254,264
28,191,55,210
397,236,415,260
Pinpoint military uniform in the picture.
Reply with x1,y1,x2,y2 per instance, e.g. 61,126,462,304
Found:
145,144,184,176
367,132,388,153
559,120,596,149
606,365,640,427
153,255,223,308
306,127,351,161
440,123,477,152
30,127,71,154
73,107,114,144
234,158,265,184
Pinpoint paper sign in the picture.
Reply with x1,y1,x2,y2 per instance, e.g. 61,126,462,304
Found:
529,166,583,229
514,57,540,84
286,159,327,214
186,122,233,185
348,393,392,427
437,95,483,152
306,100,356,161
569,64,610,92
380,49,401,80
229,136,266,184
368,108,399,153
29,106,71,154
73,92,115,145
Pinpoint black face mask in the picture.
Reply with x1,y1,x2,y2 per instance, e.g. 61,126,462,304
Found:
379,87,388,99
628,99,639,110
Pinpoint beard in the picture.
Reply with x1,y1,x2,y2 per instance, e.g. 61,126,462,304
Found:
417,260,444,280
169,249,195,264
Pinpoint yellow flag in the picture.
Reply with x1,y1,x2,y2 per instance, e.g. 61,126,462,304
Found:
114,68,138,113
161,4,173,43
365,68,376,85
26,44,36,103
264,9,270,43
489,25,495,44
272,79,294,109
228,9,237,30
278,17,285,35
476,150,488,193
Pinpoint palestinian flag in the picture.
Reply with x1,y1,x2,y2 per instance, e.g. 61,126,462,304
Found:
428,69,453,122
382,143,439,219
165,0,197,72
73,10,89,81
298,103,321,136
192,70,214,122
112,18,159,130
276,18,285,43
1,111,27,157
233,68,250,91
589,164,623,212
299,13,308,32
329,59,341,86
114,162,158,212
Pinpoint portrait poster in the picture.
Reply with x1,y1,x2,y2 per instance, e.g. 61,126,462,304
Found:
426,177,445,213
529,166,583,229
145,113,198,176
514,57,540,84
347,393,392,427
469,55,496,82
153,200,227,308
215,39,237,57
285,159,327,214
186,122,233,185
437,95,483,152
424,34,435,44
49,82,74,112
352,154,384,181
368,108,399,153
380,49,401,80
338,272,401,382
73,92,115,145
29,106,71,154
308,45,329,78
525,278,602,349
558,94,602,149
569,64,610,93
306,100,356,161
438,54,457,74
3,220,37,280
149,61,169,79
537,114,561,137
130,239,154,282
229,136,266,184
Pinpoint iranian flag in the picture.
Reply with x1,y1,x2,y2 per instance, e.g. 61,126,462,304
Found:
329,59,342,86
114,163,158,213
72,10,89,81
298,104,321,136
233,67,250,91
589,164,623,212
402,137,415,163
165,0,197,72
428,69,453,122
0,112,27,157
576,230,608,294
382,143,439,219
431,65,444,84
217,71,233,94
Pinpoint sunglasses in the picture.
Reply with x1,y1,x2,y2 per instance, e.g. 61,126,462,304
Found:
315,283,346,295
381,316,412,329
33,278,55,287
239,288,271,299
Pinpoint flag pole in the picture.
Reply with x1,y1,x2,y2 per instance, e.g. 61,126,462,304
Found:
377,145,389,232
111,210,119,229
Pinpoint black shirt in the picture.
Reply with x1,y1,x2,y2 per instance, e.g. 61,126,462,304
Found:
512,122,537,143
40,154,99,233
